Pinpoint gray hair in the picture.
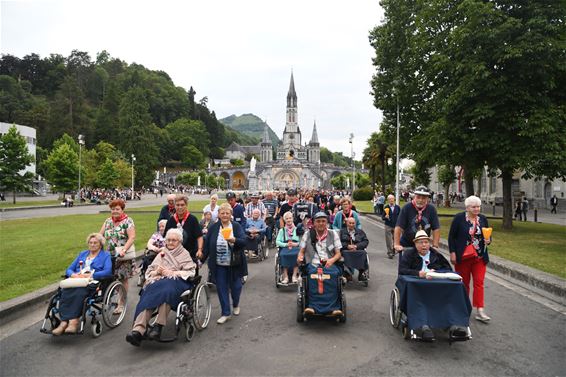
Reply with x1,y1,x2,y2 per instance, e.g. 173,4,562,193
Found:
87,233,105,248
283,211,294,221
165,228,184,242
465,195,481,207
175,194,189,205
210,194,218,200
387,194,395,200
158,219,168,227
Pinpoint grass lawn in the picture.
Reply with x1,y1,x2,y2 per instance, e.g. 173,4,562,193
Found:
438,218,566,279
0,200,61,208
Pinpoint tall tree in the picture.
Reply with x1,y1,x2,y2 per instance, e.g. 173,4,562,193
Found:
44,143,78,194
0,126,35,203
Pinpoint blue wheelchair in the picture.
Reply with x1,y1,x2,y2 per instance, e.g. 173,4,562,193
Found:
296,261,347,324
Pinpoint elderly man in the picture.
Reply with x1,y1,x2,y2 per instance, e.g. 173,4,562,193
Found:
262,191,279,243
399,230,466,341
339,217,369,282
226,192,247,228
298,212,343,316
157,194,176,226
382,194,401,258
245,192,267,220
245,208,267,256
394,186,440,253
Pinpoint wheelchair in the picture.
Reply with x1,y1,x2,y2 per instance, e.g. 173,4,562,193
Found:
342,251,370,288
274,247,300,288
40,276,127,338
143,270,212,343
296,262,347,324
389,277,472,344
137,249,157,288
265,216,278,249
244,233,267,262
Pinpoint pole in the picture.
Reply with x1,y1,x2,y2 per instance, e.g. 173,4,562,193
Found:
395,97,400,205
77,135,84,202
131,154,135,200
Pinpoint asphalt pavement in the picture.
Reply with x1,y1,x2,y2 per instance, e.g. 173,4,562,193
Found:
1,216,565,377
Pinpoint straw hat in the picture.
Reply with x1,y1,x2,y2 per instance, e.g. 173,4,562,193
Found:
413,230,430,242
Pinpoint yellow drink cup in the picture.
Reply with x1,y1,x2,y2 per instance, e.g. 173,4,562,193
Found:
221,228,232,240
482,227,493,240
384,207,390,216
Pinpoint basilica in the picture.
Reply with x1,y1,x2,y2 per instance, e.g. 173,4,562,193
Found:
213,73,348,190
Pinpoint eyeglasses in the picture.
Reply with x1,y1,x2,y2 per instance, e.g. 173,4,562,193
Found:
166,239,180,243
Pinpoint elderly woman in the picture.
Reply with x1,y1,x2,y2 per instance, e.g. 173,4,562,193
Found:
126,229,196,346
52,234,112,335
200,210,214,236
276,211,301,284
139,219,167,286
99,198,136,314
339,217,370,282
203,203,248,324
202,194,220,223
449,195,492,322
332,198,361,230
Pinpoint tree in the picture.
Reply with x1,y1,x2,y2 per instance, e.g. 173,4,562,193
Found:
0,126,35,203
363,132,390,192
437,165,456,207
182,145,204,169
44,143,78,194
96,158,119,188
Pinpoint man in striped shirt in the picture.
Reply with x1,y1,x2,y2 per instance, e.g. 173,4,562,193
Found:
262,191,280,243
245,192,266,220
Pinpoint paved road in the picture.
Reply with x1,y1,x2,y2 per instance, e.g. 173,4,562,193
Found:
1,216,565,376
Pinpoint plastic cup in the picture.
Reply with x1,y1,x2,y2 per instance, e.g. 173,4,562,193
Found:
482,227,493,240
221,228,232,240
384,207,390,216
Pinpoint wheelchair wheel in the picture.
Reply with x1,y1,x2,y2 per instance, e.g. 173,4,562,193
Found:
91,320,102,338
102,280,127,328
192,283,211,330
389,288,401,328
274,253,281,288
296,280,305,323
185,322,196,342
339,290,347,324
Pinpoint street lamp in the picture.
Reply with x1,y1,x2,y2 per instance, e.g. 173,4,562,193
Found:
349,133,355,192
131,154,136,200
395,95,400,205
77,134,85,201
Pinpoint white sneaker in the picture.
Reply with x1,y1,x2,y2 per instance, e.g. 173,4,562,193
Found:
233,307,240,316
281,277,289,284
475,308,491,322
291,275,298,283
217,315,231,324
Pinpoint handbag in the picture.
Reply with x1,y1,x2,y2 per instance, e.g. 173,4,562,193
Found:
461,244,477,261
230,246,243,267
116,245,136,261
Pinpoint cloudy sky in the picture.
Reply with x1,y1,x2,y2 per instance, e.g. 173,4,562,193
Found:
1,0,384,159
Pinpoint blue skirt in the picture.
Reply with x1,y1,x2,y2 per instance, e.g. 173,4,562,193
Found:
279,247,300,269
342,250,368,271
59,287,92,321
135,278,193,319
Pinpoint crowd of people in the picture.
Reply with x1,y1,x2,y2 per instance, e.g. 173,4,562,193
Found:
53,184,494,345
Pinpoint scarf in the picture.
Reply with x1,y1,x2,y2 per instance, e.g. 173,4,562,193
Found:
145,243,196,286
174,211,190,227
466,213,480,250
285,224,295,239
111,213,128,226
411,199,425,225
167,205,175,214
315,228,328,243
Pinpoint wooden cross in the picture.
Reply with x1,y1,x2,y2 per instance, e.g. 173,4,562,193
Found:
310,267,331,294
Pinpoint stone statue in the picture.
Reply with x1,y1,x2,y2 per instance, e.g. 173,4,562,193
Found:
250,156,257,173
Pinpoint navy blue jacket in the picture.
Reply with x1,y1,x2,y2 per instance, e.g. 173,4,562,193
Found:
381,204,401,228
203,221,248,283
232,203,247,228
66,250,113,279
448,212,490,264
399,247,451,276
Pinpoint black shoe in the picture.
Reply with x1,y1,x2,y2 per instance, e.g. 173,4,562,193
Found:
148,324,162,341
358,271,367,281
126,331,143,346
450,325,468,338
421,325,435,342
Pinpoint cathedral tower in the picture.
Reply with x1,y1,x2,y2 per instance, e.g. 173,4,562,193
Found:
281,72,302,152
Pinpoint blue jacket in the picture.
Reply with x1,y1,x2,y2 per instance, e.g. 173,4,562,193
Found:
232,203,247,228
66,250,113,279
332,210,361,230
448,212,490,264
245,218,266,236
381,204,401,227
203,221,248,283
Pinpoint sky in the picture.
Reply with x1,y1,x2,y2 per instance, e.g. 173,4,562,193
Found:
1,0,385,160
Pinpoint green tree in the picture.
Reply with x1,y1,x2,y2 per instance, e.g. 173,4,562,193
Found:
0,126,35,203
182,145,204,169
437,165,456,207
45,143,78,194
96,158,119,188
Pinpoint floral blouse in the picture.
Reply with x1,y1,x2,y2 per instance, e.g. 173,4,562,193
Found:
102,217,135,254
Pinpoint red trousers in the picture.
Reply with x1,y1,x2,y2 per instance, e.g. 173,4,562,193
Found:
455,257,487,308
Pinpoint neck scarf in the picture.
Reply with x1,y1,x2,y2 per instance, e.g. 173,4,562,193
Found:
466,213,480,249
174,211,190,227
285,223,295,238
168,205,175,214
316,228,328,243
112,213,128,225
411,199,425,224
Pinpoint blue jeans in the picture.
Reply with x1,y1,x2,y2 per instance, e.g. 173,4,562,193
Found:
215,265,243,316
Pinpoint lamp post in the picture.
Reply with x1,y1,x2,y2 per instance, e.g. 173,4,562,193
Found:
131,154,136,200
77,134,85,201
395,95,400,205
349,133,355,192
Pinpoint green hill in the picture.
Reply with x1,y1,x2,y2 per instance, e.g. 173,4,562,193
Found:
220,114,280,147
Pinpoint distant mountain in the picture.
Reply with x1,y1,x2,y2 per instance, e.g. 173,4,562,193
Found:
220,114,280,147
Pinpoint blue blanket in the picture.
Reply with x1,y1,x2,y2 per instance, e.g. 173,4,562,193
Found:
279,247,300,269
396,275,471,330
135,278,193,319
306,264,341,314
342,250,368,271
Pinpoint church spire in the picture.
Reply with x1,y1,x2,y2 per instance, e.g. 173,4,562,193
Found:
287,71,297,107
261,124,270,144
310,120,319,144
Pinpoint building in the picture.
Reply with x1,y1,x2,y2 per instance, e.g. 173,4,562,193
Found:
0,122,36,175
